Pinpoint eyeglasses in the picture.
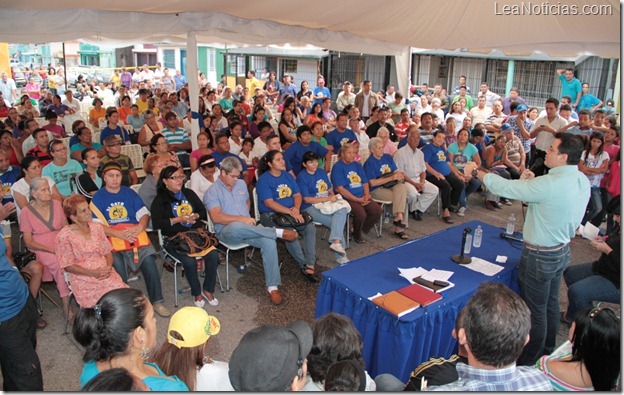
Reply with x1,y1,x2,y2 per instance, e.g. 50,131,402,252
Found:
169,175,186,181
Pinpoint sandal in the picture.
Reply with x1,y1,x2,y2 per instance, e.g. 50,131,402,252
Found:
392,219,407,228
442,216,454,224
394,231,409,240
36,317,48,330
300,265,318,283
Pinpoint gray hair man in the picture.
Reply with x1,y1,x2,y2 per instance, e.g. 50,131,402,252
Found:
203,156,297,305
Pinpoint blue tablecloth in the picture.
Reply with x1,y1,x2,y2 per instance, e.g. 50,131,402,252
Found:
315,220,522,382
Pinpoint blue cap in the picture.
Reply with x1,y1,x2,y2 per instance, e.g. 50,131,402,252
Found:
516,104,529,112
500,123,512,131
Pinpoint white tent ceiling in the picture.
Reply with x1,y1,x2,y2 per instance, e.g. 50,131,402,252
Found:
0,0,619,58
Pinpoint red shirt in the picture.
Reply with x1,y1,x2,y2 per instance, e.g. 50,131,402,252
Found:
26,146,53,166
395,120,414,140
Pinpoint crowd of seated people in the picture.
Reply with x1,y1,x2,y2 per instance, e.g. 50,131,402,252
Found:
0,64,620,391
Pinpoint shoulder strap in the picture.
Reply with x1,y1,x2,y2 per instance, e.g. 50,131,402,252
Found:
89,201,110,226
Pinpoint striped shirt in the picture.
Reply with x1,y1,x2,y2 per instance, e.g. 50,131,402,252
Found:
161,126,189,154
536,355,593,391
425,362,552,391
507,115,534,153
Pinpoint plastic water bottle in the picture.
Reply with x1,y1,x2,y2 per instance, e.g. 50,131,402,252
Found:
473,225,483,248
464,234,472,254
506,214,516,235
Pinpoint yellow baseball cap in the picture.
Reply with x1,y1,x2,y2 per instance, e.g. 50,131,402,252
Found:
167,307,220,348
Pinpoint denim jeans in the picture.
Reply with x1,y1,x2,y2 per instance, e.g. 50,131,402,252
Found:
260,212,316,268
0,296,43,391
218,222,281,287
459,177,482,208
517,244,571,366
582,187,602,225
564,262,620,321
163,244,218,297
304,205,348,260
113,246,164,304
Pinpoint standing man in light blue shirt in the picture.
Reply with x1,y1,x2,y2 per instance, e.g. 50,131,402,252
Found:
471,132,590,366
203,157,297,305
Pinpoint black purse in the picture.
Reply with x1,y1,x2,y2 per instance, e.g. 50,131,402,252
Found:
377,171,399,189
271,211,313,232
167,228,219,257
13,250,37,270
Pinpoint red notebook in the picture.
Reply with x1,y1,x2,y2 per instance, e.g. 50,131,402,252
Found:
397,283,442,307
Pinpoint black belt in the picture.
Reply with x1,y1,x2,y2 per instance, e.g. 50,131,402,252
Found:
524,241,566,252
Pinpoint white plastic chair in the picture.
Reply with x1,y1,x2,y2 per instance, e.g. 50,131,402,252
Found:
120,143,145,179
204,215,249,292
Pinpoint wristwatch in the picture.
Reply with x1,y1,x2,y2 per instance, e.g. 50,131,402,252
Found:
472,169,479,178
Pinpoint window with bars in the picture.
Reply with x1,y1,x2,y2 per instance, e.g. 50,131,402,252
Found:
280,59,298,74
163,49,175,69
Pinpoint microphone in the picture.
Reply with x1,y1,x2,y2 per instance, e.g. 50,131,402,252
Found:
499,232,524,243
452,227,472,264
529,157,544,173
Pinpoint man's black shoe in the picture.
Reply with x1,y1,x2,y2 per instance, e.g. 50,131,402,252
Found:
411,210,423,221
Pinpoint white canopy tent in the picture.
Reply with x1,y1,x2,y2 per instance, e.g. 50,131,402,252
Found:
0,0,618,146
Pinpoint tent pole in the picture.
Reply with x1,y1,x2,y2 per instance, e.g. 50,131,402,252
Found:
505,60,515,98
186,32,200,150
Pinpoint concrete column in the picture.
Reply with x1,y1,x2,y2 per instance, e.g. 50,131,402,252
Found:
505,60,515,97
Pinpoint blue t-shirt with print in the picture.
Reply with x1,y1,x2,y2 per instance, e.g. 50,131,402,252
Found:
296,169,332,210
100,125,130,144
325,128,358,154
421,143,451,176
313,86,331,106
363,154,398,191
91,186,146,225
170,190,195,228
0,166,20,204
284,141,329,176
42,159,84,196
256,170,300,213
330,160,368,198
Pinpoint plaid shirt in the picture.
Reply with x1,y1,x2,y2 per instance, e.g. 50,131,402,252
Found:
507,115,534,153
425,362,553,391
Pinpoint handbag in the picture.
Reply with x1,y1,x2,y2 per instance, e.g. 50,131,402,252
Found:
13,250,36,271
313,198,352,215
167,228,218,257
271,211,313,232
377,171,399,189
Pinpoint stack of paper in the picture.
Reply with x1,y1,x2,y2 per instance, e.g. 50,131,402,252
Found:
463,257,504,276
398,267,455,293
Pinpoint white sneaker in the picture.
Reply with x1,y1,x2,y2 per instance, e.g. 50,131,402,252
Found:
457,207,466,217
336,256,350,265
329,242,347,256
193,298,206,308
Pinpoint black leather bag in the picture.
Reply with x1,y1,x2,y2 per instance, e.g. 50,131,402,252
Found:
271,211,313,232
13,250,36,270
378,171,399,189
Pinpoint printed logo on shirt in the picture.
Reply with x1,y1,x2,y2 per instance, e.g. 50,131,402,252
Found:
347,171,362,188
107,202,129,224
277,184,292,199
380,164,392,175
2,183,11,199
315,179,329,197
173,200,193,217
436,150,447,162
339,137,350,147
